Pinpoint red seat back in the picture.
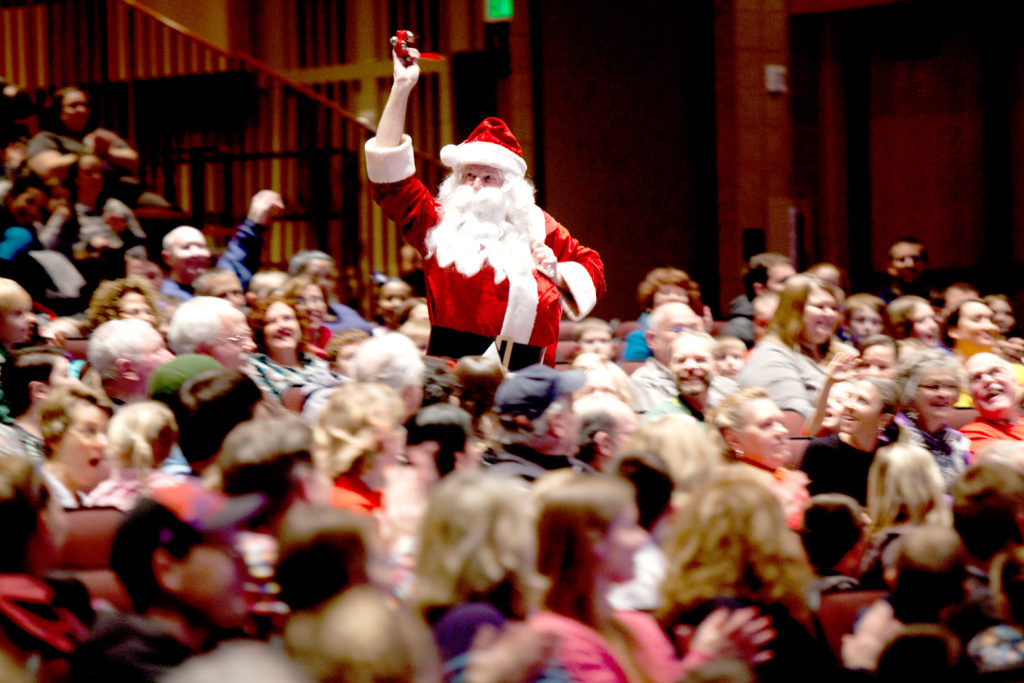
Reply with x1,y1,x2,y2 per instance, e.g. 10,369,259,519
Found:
55,507,131,612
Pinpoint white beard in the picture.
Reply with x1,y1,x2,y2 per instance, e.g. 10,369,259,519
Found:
425,173,539,284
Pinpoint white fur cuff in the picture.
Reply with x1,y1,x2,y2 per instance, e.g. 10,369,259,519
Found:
558,261,598,320
365,134,416,183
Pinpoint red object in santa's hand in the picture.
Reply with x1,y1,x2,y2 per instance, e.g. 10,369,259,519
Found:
390,29,444,66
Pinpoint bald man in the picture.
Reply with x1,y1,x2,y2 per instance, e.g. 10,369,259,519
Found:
160,226,211,301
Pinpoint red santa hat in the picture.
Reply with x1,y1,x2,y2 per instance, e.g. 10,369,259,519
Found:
439,117,528,179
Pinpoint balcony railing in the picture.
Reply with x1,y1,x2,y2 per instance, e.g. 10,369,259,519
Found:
0,0,447,310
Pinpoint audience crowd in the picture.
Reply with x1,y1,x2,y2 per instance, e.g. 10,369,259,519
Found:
5,79,1024,681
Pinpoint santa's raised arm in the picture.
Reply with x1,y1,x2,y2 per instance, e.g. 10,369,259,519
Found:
364,40,604,370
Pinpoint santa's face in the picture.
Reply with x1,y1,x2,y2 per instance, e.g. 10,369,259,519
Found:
426,169,537,283
461,164,504,190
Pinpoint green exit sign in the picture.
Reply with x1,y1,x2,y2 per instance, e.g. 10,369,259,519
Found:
485,0,514,21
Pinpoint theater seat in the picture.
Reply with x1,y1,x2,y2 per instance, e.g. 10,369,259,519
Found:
613,320,641,340
816,589,887,658
618,360,645,376
556,340,578,364
54,507,131,612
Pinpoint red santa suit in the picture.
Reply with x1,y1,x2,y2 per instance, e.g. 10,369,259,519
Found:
365,118,604,368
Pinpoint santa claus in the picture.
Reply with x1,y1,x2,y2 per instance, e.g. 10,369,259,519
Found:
365,44,604,369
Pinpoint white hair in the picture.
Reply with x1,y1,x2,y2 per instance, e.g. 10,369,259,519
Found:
87,318,161,380
167,296,239,354
352,332,425,392
288,250,334,276
648,301,698,333
574,393,636,438
424,172,538,284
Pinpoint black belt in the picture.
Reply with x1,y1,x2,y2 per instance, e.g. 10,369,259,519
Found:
428,326,545,370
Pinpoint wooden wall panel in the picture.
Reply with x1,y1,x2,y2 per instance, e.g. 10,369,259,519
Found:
867,31,985,273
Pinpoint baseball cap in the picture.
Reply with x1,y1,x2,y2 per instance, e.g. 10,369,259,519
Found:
110,480,264,611
148,354,222,405
494,363,586,420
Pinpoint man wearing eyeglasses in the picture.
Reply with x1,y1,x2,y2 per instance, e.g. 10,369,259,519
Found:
168,296,256,371
629,301,706,413
961,353,1024,455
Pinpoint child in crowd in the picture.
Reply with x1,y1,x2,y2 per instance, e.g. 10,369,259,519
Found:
0,278,35,421
800,493,867,597
85,400,180,511
712,335,746,382
841,293,888,346
857,335,898,380
843,525,967,673
398,318,430,355
373,278,412,329
324,328,370,379
574,317,615,361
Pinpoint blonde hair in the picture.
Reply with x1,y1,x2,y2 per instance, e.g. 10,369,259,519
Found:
706,386,773,457
659,469,813,623
768,273,844,355
285,586,439,683
412,470,538,620
867,443,951,533
0,277,30,314
571,352,635,408
625,414,721,493
106,401,178,471
573,317,612,341
313,382,404,479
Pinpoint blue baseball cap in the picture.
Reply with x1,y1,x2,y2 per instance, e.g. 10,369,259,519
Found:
495,363,586,419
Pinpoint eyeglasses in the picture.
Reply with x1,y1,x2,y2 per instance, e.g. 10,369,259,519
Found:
224,334,253,345
919,382,959,393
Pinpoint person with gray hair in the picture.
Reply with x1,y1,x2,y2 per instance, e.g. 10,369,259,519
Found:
893,348,971,491
573,393,638,471
288,249,372,333
486,364,587,482
629,301,706,413
167,296,255,371
88,318,174,405
961,352,1024,455
351,332,425,419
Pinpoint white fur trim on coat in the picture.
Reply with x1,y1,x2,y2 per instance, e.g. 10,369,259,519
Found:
439,140,527,178
557,261,598,321
528,206,547,244
482,271,539,365
365,134,416,184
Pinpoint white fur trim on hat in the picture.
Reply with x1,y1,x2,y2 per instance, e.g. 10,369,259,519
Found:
557,261,598,321
439,140,527,178
365,134,416,184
